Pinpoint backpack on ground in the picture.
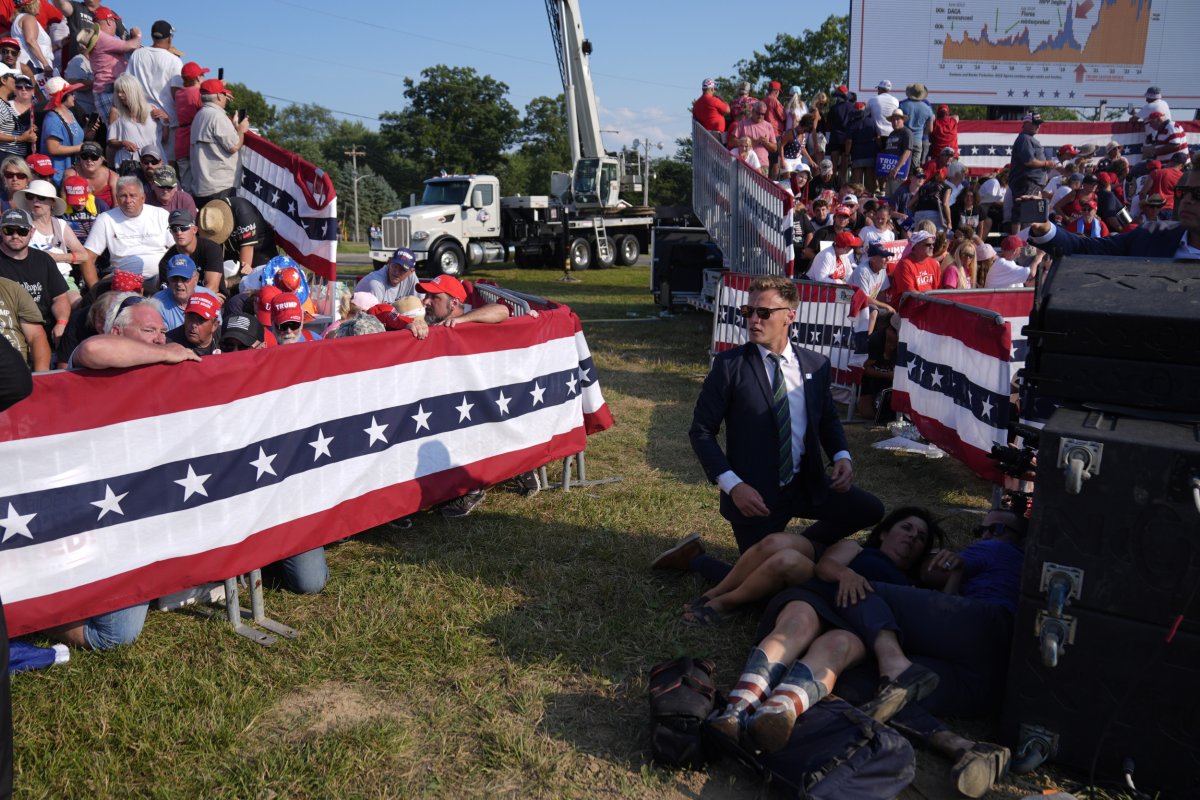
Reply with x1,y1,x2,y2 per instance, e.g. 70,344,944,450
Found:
647,656,720,768
703,695,915,799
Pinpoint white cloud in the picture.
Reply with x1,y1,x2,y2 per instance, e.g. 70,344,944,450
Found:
597,102,689,155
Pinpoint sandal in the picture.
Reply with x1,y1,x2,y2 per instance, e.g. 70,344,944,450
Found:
951,742,1010,798
859,662,940,723
681,603,726,627
683,593,711,611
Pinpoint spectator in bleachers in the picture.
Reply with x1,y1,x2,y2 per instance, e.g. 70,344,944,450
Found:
922,146,955,182
159,208,220,293
838,190,867,232
880,108,912,196
1141,151,1184,216
165,291,219,356
942,241,976,289
1142,111,1186,167
416,274,510,329
825,85,855,181
63,139,116,206
0,272,49,369
60,174,103,244
845,102,878,194
973,242,996,286
1007,111,1056,228
190,78,248,208
1096,140,1128,179
1093,172,1126,232
218,310,265,352
1054,173,1097,227
147,164,195,217
197,196,277,285
1069,199,1108,238
68,294,198,375
107,74,161,170
763,81,785,139
331,311,386,338
82,174,171,288
809,157,840,197
10,0,53,88
1141,192,1166,223
778,115,813,179
55,0,119,64
899,84,933,171
355,246,417,304
0,37,19,71
985,235,1040,288
0,206,69,344
866,80,898,152
848,242,894,317
24,152,52,183
40,76,88,186
692,78,729,141
890,229,941,296
0,64,35,162
783,86,807,134
1048,171,1081,220
929,105,958,158
151,253,218,332
858,199,896,243
811,203,854,248
86,6,139,122
978,168,1005,239
126,20,180,155
730,80,755,123
53,272,134,363
911,166,950,231
806,230,859,284
16,178,85,289
171,61,206,193
61,27,95,125
930,231,953,272
271,291,321,345
950,179,980,235
730,134,763,174
9,73,34,157
730,101,775,172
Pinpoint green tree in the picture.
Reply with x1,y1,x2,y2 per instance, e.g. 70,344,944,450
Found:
268,103,338,164
502,94,571,196
647,137,693,208
728,15,849,100
223,81,276,132
378,65,520,180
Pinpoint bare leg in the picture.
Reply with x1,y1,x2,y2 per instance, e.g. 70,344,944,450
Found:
695,532,813,606
873,629,913,681
707,548,816,613
44,622,89,649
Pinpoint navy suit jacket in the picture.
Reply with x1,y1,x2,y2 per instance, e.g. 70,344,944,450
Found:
689,342,850,526
1039,220,1190,259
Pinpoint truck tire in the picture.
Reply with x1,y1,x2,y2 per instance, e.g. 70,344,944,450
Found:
593,238,616,269
568,237,592,271
430,240,466,276
615,234,640,266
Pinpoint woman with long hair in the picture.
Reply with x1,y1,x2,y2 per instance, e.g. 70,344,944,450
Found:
106,74,164,169
943,241,977,289
63,142,118,208
11,0,53,86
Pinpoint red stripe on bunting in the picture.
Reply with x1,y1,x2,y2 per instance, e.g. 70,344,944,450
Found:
0,309,582,441
899,298,1013,361
929,289,1034,319
2,430,586,637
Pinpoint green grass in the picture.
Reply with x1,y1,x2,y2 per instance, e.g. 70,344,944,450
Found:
10,265,1107,799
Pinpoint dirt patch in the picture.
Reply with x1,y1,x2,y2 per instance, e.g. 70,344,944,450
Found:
247,680,410,746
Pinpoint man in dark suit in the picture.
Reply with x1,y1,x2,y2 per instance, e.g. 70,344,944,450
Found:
657,275,884,581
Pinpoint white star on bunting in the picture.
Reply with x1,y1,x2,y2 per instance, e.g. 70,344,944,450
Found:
412,405,432,432
980,396,995,421
566,375,578,395
495,391,511,415
0,502,36,543
579,367,591,382
176,465,211,502
530,382,546,405
91,485,128,520
455,396,474,422
250,447,277,480
364,417,389,446
309,429,334,460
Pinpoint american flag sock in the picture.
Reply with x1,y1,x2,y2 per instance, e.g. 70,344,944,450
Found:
726,647,787,715
760,661,828,718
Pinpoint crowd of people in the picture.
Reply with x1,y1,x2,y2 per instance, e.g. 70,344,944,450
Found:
0,3,555,657
684,78,1200,796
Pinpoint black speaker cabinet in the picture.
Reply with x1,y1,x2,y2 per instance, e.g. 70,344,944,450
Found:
1025,255,1200,412
651,226,722,307
1003,407,1200,797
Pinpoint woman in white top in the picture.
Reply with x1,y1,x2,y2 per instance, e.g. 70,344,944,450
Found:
106,74,164,168
784,86,808,132
15,179,87,300
12,0,54,83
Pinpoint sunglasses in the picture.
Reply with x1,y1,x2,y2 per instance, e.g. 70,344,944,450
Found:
221,339,251,351
737,305,791,320
117,295,144,313
2,171,25,180
142,157,161,165
169,224,192,233
1174,186,1200,204
79,154,100,162
1,225,29,236
276,321,301,332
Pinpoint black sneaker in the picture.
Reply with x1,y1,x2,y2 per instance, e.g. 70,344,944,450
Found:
440,489,486,518
508,470,541,497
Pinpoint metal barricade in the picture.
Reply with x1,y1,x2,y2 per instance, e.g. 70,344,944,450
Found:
470,281,559,317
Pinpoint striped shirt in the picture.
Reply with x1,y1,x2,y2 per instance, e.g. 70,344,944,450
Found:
1152,120,1188,162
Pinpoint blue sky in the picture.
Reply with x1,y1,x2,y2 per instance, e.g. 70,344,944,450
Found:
113,0,848,156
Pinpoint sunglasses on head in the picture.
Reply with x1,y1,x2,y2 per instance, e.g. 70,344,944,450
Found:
276,321,301,332
118,295,144,313
1,225,29,236
737,305,791,320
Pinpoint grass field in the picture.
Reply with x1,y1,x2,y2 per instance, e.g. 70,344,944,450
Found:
11,264,1098,799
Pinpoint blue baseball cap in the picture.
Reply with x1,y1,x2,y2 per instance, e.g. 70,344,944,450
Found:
388,247,416,269
867,243,891,259
166,253,197,280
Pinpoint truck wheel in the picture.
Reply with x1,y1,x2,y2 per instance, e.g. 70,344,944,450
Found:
593,238,616,269
568,237,591,271
615,234,640,266
430,241,465,276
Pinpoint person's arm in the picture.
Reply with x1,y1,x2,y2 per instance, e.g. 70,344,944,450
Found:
202,270,222,294
814,539,873,606
20,320,50,371
19,15,53,71
53,0,75,17
50,291,71,341
44,132,82,158
438,301,510,327
81,248,100,289
237,242,254,275
72,336,200,369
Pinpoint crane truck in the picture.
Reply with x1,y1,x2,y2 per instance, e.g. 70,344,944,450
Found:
368,0,655,276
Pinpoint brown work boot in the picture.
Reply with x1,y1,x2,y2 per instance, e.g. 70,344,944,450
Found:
651,532,704,571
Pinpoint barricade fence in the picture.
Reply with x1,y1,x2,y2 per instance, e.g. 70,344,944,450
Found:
891,291,1027,484
691,120,793,276
712,272,870,395
0,304,613,637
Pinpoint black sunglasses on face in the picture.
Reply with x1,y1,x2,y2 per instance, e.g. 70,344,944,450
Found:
276,321,301,332
169,225,192,233
80,154,99,161
221,340,250,351
737,305,791,320
143,157,161,165
2,226,29,236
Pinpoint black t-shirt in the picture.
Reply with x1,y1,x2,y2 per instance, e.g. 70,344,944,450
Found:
157,237,226,290
1096,189,1124,221
167,325,220,357
223,197,277,267
0,248,68,334
884,127,913,158
0,334,31,410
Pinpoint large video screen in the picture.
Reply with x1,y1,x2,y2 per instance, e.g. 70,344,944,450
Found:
848,0,1195,109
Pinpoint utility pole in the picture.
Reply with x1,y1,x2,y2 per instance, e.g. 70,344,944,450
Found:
344,146,366,242
632,138,662,206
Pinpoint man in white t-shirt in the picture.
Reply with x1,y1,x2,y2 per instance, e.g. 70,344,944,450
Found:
866,80,899,144
984,235,1039,288
83,176,173,285
848,242,895,333
354,247,419,304
807,230,859,284
857,200,897,244
126,20,183,157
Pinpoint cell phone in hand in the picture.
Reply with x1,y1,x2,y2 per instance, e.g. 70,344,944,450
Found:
236,109,247,123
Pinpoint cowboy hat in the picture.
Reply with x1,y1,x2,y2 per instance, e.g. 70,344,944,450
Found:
905,83,928,100
198,199,234,243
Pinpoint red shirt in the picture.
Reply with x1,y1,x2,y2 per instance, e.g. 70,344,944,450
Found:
692,93,730,134
892,256,942,297
174,85,203,160
763,93,786,137
1145,166,1182,210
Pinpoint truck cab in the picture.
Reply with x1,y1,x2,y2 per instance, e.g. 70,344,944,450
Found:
373,175,504,276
